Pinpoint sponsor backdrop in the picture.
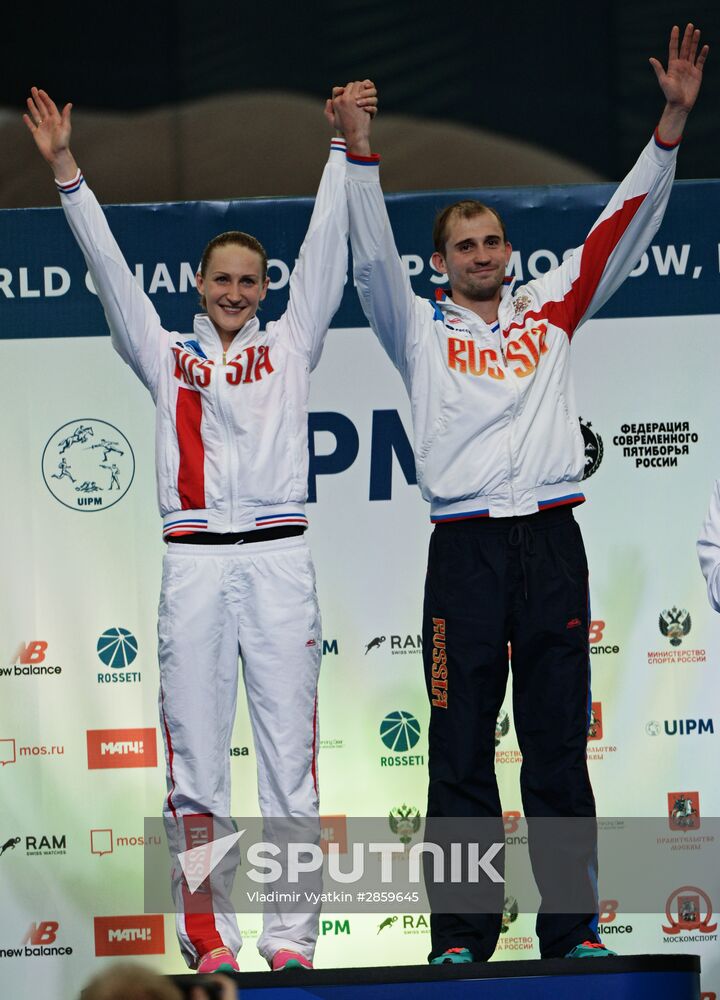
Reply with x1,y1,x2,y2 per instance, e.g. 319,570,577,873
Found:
1,174,719,999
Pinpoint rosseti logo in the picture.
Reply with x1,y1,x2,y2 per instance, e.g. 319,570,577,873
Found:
87,728,157,769
96,628,141,685
96,628,138,668
379,711,421,753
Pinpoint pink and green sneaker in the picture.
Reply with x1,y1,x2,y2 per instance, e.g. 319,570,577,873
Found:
271,949,313,971
197,946,239,974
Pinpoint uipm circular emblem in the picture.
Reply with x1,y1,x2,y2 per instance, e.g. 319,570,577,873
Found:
42,419,135,512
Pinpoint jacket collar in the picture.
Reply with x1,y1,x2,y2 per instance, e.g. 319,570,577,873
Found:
191,313,262,359
432,278,517,327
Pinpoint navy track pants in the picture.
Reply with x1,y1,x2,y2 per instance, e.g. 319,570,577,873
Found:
422,505,600,960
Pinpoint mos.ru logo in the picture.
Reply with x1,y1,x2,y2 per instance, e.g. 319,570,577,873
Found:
97,629,138,669
379,711,421,752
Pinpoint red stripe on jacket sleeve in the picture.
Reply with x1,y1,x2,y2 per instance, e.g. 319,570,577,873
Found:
545,193,646,339
176,389,206,510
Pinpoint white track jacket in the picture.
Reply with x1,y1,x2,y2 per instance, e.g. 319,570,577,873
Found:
346,133,679,521
57,139,348,539
698,480,720,611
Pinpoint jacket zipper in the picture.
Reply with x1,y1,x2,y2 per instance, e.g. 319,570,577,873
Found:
215,349,238,525
499,319,520,512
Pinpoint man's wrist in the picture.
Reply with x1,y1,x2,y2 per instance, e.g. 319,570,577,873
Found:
664,101,691,118
656,104,690,146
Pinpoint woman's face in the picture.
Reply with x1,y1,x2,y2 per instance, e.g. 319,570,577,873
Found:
196,244,269,338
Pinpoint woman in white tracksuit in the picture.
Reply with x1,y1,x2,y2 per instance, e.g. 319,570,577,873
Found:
25,84,375,975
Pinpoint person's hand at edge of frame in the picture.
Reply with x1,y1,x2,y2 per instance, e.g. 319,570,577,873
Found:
23,86,79,183
651,24,709,144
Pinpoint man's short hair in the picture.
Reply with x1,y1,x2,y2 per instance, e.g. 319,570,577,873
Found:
433,200,508,255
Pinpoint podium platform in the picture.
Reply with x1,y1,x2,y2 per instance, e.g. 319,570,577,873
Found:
172,955,700,999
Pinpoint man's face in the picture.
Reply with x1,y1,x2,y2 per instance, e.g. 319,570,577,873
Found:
196,244,269,338
432,211,512,303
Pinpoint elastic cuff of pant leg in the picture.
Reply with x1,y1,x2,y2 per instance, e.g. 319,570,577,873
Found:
258,941,314,965
429,942,490,962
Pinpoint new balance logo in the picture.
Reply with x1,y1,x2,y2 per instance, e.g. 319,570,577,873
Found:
24,921,59,946
12,642,48,664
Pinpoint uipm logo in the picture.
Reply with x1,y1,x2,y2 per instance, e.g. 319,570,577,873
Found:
87,728,157,769
94,915,165,956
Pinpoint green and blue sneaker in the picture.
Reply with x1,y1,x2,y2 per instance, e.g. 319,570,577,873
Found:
565,940,617,958
431,947,474,964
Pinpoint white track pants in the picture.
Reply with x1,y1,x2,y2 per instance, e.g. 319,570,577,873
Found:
157,535,322,967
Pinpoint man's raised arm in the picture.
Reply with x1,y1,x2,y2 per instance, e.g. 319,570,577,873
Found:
335,82,422,380
281,83,377,371
515,23,709,341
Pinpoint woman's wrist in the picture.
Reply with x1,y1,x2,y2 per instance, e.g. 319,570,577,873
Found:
50,149,79,183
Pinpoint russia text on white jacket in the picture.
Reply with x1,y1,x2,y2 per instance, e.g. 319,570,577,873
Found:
57,140,348,539
346,133,679,521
